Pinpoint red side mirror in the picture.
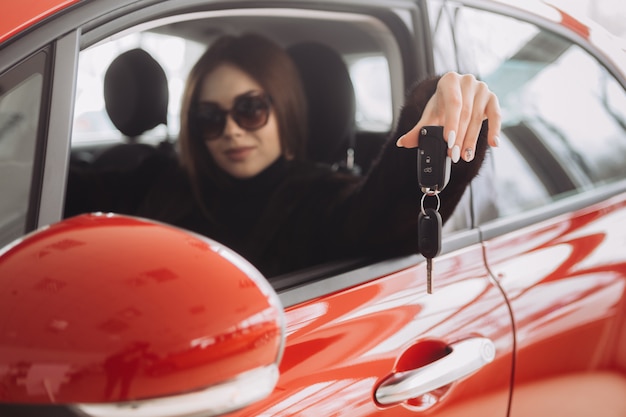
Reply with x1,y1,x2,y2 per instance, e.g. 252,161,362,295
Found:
0,213,284,416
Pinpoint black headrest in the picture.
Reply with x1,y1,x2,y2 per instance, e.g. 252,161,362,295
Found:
104,48,169,138
287,42,355,165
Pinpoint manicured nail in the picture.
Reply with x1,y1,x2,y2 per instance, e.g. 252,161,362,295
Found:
493,135,501,147
452,145,461,163
447,131,456,149
396,135,405,147
464,148,474,162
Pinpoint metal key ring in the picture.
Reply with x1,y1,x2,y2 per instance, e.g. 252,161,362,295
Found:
421,192,441,216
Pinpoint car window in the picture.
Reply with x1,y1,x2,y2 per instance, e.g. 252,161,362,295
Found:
73,32,206,145
348,54,393,132
67,10,468,280
0,51,49,248
525,52,626,186
443,6,626,220
74,34,394,143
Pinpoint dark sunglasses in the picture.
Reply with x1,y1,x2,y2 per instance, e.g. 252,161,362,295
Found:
192,91,272,140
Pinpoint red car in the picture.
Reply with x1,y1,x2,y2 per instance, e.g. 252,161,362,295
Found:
1,0,626,416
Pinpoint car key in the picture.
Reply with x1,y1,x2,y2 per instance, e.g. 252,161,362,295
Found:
417,126,449,294
418,207,442,294
418,126,451,194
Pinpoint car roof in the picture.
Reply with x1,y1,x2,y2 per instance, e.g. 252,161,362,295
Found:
0,0,598,42
2,0,81,44
4,0,625,78
0,0,599,40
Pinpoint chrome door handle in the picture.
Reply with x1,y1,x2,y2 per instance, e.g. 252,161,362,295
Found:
375,337,496,405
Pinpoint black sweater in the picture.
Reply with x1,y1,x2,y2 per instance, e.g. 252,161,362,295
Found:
65,77,490,277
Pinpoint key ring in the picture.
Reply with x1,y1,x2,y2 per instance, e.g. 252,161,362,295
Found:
421,186,440,196
420,192,441,216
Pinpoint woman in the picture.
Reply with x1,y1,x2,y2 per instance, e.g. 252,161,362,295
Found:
67,34,501,277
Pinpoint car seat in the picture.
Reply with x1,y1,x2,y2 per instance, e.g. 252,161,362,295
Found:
93,48,172,170
286,42,360,174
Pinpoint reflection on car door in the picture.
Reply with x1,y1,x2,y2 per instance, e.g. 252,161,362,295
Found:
230,240,514,416
481,204,626,416
450,5,626,416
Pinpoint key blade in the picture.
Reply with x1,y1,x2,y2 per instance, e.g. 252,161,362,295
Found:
427,258,433,294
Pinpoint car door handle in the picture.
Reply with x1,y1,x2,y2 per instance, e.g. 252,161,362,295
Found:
375,337,496,405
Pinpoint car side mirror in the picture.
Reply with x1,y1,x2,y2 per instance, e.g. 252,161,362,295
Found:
0,213,285,416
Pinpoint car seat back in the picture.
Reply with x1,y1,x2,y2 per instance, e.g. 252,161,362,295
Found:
104,48,169,138
94,48,172,170
287,42,359,173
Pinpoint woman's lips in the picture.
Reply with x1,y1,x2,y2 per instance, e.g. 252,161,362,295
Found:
224,146,255,161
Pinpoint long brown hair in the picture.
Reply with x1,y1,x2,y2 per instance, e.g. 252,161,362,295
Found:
178,33,308,191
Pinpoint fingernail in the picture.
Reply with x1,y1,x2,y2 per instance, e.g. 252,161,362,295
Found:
447,131,456,149
464,148,474,162
396,135,405,147
452,145,461,163
494,135,501,147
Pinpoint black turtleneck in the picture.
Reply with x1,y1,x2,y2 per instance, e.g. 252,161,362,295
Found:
205,157,289,255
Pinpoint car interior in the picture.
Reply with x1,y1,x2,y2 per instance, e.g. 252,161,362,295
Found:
68,8,412,168
63,7,438,283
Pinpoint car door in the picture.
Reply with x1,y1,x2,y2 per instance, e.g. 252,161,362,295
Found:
435,3,626,416
1,0,514,415
229,236,513,416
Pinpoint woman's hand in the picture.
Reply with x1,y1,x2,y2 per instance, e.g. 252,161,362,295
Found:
396,72,501,162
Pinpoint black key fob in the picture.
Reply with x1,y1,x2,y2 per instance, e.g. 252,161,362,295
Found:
418,207,442,259
418,126,451,193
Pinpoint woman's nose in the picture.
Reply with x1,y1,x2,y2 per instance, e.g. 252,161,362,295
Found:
222,113,243,137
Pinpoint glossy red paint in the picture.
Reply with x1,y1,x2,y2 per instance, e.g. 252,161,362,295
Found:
230,244,514,416
2,0,81,45
0,213,283,404
484,194,626,416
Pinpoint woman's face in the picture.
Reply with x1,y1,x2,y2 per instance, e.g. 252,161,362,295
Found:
197,63,282,179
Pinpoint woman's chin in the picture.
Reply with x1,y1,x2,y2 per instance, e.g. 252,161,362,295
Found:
222,164,264,179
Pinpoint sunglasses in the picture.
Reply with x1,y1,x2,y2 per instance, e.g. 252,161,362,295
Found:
192,91,272,140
